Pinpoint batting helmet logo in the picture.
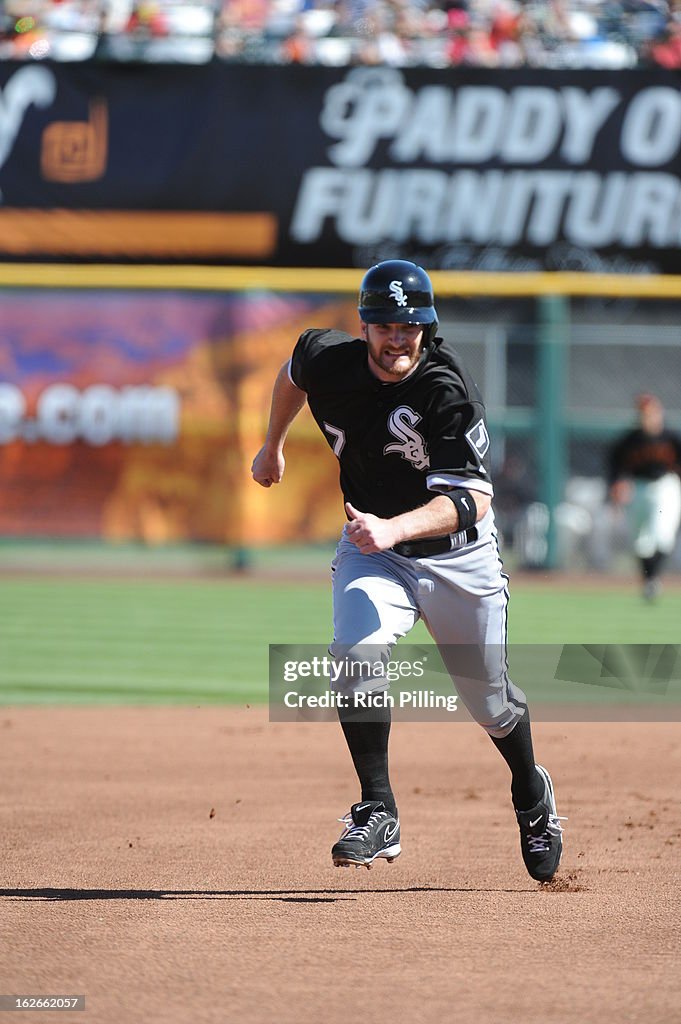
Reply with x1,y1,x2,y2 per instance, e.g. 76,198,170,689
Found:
389,281,408,307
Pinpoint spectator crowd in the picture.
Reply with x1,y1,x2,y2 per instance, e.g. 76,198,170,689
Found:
1,0,679,68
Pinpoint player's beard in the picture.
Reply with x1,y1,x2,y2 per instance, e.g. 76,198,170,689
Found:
366,337,424,381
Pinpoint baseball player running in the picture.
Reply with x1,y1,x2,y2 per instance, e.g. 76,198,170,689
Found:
252,260,565,882
608,393,681,601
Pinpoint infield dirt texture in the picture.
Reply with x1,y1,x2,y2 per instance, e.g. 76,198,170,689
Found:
1,573,680,1023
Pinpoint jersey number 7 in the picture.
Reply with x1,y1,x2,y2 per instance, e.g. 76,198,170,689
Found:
323,422,346,458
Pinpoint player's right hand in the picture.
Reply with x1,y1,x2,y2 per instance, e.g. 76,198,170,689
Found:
251,446,285,487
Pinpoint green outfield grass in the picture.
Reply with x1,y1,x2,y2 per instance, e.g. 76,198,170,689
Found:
0,575,679,705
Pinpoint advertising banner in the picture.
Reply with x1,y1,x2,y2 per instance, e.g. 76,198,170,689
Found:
0,288,357,542
0,63,680,272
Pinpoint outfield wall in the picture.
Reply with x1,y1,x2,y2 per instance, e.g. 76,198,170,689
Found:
1,271,679,563
0,285,350,544
0,64,680,273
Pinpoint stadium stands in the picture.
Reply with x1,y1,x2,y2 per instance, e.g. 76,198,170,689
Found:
0,0,678,67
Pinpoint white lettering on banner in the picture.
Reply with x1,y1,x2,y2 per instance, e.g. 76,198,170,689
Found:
338,169,400,244
394,170,449,243
318,70,626,169
116,387,179,444
0,67,56,196
290,68,681,256
501,87,561,163
621,88,681,167
444,170,504,242
0,383,179,445
37,383,80,444
291,168,681,249
321,68,411,167
447,87,506,163
619,174,681,246
390,86,453,164
494,172,579,246
0,383,26,442
564,172,628,247
291,168,348,242
561,87,620,163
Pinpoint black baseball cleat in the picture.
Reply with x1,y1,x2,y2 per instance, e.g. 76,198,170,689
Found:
332,801,401,869
515,765,567,882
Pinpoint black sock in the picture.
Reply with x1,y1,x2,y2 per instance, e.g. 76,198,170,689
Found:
337,700,397,818
641,551,665,582
640,556,653,581
489,714,543,810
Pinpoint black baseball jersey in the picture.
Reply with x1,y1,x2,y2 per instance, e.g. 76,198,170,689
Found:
608,428,681,484
289,329,493,519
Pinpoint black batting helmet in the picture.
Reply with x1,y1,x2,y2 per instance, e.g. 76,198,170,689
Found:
358,260,438,339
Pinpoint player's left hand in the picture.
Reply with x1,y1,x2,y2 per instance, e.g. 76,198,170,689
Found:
345,502,399,554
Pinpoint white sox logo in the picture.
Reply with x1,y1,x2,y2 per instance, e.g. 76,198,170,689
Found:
384,406,429,470
389,280,408,307
465,419,490,459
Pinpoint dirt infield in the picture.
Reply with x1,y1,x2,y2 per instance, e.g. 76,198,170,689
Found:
2,708,680,1024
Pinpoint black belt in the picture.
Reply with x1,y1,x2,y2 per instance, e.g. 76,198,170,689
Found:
392,527,478,558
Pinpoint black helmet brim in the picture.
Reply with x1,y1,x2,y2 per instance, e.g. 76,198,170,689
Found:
359,305,438,325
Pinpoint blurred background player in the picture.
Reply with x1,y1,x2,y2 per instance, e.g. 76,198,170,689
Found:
608,393,681,600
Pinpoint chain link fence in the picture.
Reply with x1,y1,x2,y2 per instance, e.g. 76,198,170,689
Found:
438,297,681,573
